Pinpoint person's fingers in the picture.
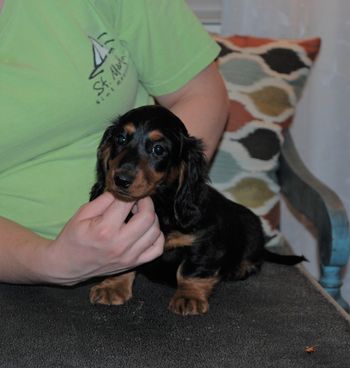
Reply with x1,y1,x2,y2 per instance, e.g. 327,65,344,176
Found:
132,197,155,214
121,210,156,245
69,194,162,276
75,192,116,220
124,197,158,234
135,231,165,264
96,197,135,229
122,214,163,258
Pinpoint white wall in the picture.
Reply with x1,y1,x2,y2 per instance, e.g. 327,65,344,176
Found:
186,0,223,24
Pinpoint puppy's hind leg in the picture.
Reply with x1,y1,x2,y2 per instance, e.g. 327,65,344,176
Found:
90,271,136,306
227,210,265,281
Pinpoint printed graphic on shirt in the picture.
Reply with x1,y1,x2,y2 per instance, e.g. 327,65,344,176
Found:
88,32,129,104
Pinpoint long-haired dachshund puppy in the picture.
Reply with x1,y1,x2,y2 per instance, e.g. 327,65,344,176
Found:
89,105,305,316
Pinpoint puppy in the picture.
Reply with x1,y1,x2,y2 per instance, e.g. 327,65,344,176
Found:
89,105,305,316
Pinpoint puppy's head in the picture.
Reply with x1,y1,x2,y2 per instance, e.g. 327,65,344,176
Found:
93,105,199,202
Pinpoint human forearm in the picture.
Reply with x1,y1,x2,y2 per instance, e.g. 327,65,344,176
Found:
156,63,229,159
0,217,52,284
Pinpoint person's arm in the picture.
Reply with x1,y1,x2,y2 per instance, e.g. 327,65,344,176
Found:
0,193,164,285
156,62,229,160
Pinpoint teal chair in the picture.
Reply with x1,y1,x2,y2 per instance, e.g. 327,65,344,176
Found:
279,130,350,311
209,33,350,311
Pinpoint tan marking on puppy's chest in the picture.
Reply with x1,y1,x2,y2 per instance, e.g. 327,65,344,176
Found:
165,231,196,250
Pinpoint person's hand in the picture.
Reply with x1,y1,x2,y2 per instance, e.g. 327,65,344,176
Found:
44,192,164,285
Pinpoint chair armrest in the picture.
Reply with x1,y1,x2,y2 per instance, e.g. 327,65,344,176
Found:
277,130,350,310
277,130,350,268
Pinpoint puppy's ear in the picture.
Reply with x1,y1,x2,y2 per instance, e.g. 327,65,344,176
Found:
90,125,114,201
174,136,208,229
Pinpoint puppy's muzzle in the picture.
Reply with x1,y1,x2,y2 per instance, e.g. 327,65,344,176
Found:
114,173,134,189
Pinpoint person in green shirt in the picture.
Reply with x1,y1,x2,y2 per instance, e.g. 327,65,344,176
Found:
0,0,228,285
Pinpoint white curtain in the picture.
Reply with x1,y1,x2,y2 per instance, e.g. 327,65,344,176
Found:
221,0,350,304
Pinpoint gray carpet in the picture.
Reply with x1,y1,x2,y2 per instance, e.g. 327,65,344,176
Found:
0,262,349,368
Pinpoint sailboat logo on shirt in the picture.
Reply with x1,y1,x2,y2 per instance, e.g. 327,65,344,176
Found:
88,32,129,104
88,33,114,79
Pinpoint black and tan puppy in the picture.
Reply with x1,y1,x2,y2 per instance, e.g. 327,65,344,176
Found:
89,105,304,316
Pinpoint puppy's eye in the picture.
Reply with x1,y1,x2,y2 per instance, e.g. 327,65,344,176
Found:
152,144,165,156
116,134,127,145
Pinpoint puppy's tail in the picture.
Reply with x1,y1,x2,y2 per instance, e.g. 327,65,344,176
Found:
263,249,307,265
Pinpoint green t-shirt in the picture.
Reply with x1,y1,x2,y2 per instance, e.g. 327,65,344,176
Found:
0,0,219,239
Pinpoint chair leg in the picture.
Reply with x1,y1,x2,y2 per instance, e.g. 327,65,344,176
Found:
320,265,350,312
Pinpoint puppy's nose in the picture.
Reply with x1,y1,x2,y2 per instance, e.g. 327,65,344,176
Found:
115,174,133,189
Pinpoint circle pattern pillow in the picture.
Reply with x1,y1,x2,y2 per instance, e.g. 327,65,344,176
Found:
209,35,321,245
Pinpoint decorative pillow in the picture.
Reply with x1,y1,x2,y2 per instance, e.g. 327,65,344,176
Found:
209,35,321,245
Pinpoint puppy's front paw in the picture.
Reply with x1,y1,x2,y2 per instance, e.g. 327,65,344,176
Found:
89,274,135,305
90,284,131,305
168,295,209,316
